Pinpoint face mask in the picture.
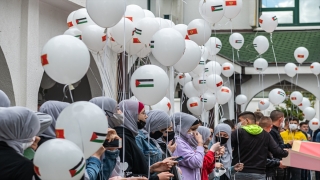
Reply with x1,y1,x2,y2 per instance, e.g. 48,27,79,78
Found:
186,132,198,147
214,167,226,177
237,122,242,128
215,136,229,145
280,121,285,128
22,137,35,150
110,113,124,127
137,120,146,129
163,131,175,142
150,131,163,139
289,124,298,130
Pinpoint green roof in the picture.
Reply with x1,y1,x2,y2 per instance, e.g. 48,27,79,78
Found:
214,30,320,64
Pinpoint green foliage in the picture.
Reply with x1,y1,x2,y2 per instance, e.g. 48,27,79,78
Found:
275,91,315,121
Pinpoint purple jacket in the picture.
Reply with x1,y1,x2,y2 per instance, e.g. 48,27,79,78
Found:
173,137,204,180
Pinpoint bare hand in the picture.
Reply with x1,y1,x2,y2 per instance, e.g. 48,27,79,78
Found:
108,176,148,180
167,140,176,153
92,146,106,159
234,163,244,171
279,161,286,169
157,172,174,180
215,162,223,169
288,140,293,146
107,128,121,142
31,136,41,151
210,142,221,152
151,159,177,173
218,146,225,156
194,132,203,145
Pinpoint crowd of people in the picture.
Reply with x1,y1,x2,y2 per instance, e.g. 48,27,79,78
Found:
0,90,319,180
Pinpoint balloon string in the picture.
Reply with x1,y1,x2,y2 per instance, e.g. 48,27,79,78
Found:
235,104,241,163
69,86,74,103
230,21,236,94
270,33,281,84
295,64,300,88
89,67,103,93
236,50,242,93
317,75,320,87
122,0,126,177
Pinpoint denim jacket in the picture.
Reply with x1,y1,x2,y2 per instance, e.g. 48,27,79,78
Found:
85,150,119,180
135,130,163,166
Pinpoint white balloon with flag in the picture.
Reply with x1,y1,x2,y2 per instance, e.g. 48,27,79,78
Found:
201,93,216,111
177,73,192,86
298,97,311,111
253,35,269,55
294,47,309,64
258,99,270,111
192,76,208,94
192,58,206,75
221,62,234,77
229,33,244,50
216,86,232,105
187,97,203,116
199,0,225,24
187,19,211,46
290,91,303,105
173,24,189,40
206,74,223,93
303,107,316,120
125,4,145,24
183,82,200,98
205,61,222,76
150,97,171,114
224,0,243,19
268,88,286,105
310,62,320,76
73,8,95,31
284,63,298,78
309,118,320,131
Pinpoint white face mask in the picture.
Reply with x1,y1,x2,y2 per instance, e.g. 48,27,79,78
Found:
280,121,285,128
289,124,298,130
110,113,124,127
237,122,242,128
214,167,226,177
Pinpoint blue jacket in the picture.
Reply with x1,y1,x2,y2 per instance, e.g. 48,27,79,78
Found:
135,130,163,166
85,150,119,180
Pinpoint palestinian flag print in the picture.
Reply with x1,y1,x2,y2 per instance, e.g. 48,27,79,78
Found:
272,16,277,21
211,5,223,12
135,28,142,35
216,44,222,49
253,44,257,47
76,18,87,25
199,80,206,84
75,35,82,40
277,91,285,97
135,79,154,88
201,98,207,102
69,158,85,177
150,41,154,48
235,40,242,43
90,132,108,143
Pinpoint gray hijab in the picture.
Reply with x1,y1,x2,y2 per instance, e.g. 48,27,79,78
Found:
118,100,140,136
142,110,171,138
0,107,40,155
39,101,69,138
172,112,192,129
212,124,232,177
89,97,123,128
0,90,10,107
197,126,211,143
176,112,199,149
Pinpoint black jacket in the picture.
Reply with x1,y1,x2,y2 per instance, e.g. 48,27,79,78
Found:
0,141,36,180
266,151,281,177
231,128,288,174
270,125,291,155
158,141,180,180
313,129,320,142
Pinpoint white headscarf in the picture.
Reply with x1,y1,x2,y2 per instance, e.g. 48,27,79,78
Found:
118,100,140,136
0,90,10,107
0,107,40,155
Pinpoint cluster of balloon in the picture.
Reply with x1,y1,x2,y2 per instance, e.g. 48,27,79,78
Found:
55,102,109,159
34,139,86,180
130,65,169,105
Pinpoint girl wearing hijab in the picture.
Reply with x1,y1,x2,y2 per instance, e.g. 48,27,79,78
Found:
197,126,222,180
172,112,204,180
38,101,70,146
0,107,40,180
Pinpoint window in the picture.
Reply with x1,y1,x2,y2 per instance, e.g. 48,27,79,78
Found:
164,14,170,20
260,0,320,26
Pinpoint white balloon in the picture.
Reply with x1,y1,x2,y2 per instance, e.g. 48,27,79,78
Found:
129,96,139,101
199,0,225,24
144,9,155,18
56,102,108,159
309,118,320,131
174,40,202,73
41,35,90,85
134,17,159,44
125,38,144,55
201,93,216,111
183,82,200,98
64,28,82,40
254,58,268,72
166,19,175,27
151,97,171,114
216,86,232,105
192,76,208,94
205,37,222,56
110,18,135,45
268,88,286,105
41,72,56,89
173,24,189,40
206,74,223,93
73,8,95,31
205,61,222,76
107,36,124,53
177,73,192,86
200,46,209,60
189,71,200,78
298,97,311,111
151,28,185,66
235,94,248,105
229,33,244,50
86,0,125,28
125,4,145,24
258,99,270,111
303,107,316,120
130,65,169,105
136,44,152,58
221,62,234,77
155,18,170,29
187,97,203,116
310,62,320,76
294,47,309,64
192,58,206,75
224,0,243,19
290,91,303,105
259,13,278,33
67,11,76,28
253,35,269,55
34,139,85,180
284,63,298,77
148,53,167,72
82,25,107,52
187,19,211,46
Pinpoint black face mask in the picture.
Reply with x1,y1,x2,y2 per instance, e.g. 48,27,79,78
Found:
150,131,163,139
137,120,146,129
215,136,229,145
163,131,175,142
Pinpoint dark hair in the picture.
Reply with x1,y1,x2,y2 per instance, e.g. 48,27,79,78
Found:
300,122,308,127
238,111,256,123
287,116,299,123
254,111,264,123
259,116,272,128
270,110,284,122
223,119,235,129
